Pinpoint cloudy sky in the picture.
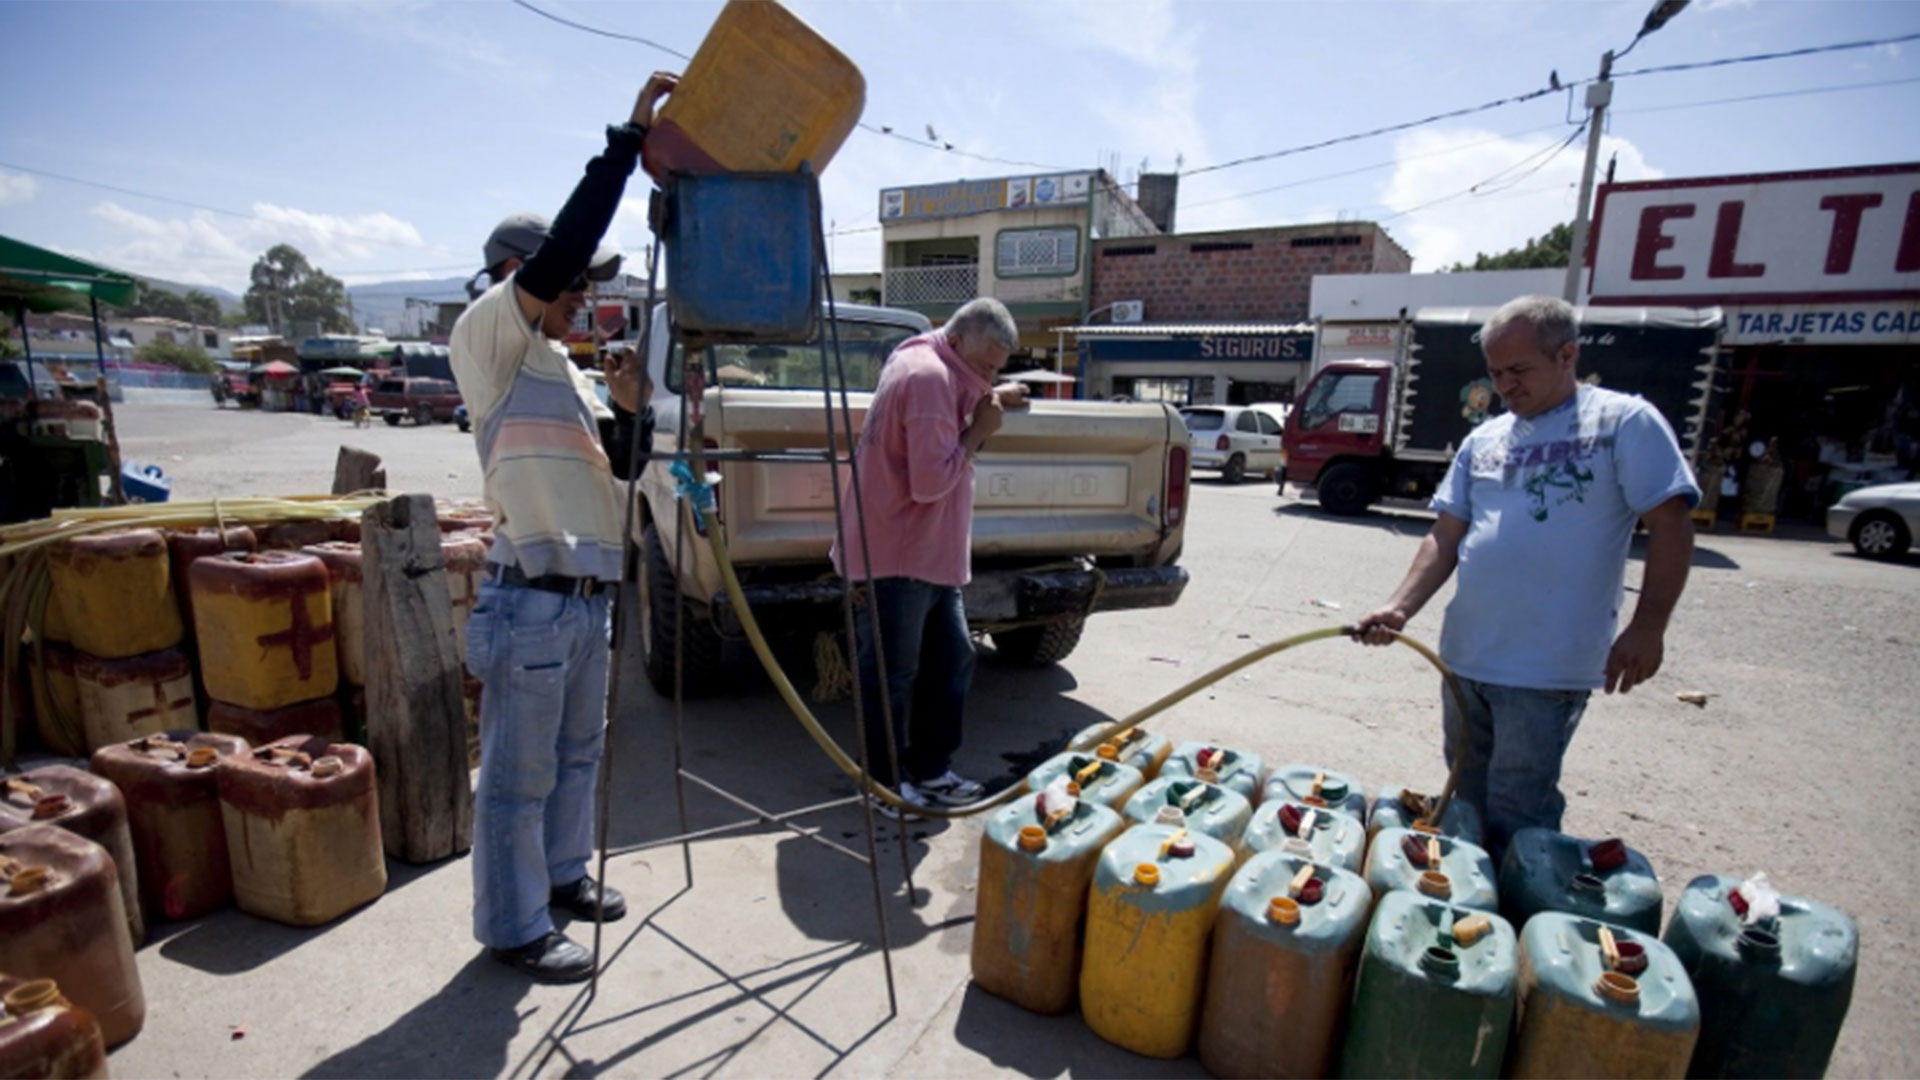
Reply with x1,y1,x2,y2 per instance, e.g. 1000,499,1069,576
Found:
1,0,1915,299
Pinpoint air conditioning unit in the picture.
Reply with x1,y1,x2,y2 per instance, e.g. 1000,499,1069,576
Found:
1111,299,1145,324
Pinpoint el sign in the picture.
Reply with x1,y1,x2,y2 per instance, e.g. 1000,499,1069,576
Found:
1587,163,1920,306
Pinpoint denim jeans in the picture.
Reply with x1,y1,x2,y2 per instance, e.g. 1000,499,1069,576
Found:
1441,675,1591,862
464,581,613,950
851,577,976,788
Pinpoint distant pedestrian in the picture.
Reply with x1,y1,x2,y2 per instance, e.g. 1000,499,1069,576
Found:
351,382,371,428
832,297,1030,817
1355,295,1698,859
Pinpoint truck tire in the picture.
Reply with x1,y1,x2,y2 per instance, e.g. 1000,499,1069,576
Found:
1316,463,1378,516
991,617,1085,666
383,413,402,427
640,522,724,695
1221,454,1247,484
414,403,434,426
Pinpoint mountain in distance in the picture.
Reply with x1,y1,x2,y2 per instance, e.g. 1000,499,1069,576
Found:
346,276,471,335
137,275,243,314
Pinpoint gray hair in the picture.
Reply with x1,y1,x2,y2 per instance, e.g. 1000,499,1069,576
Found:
1482,295,1578,359
943,297,1019,351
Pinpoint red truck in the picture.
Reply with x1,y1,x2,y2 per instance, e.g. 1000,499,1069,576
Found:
1280,307,1724,515
367,376,463,426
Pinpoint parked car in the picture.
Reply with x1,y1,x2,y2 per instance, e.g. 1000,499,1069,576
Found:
367,377,462,426
1180,403,1286,483
1827,481,1919,559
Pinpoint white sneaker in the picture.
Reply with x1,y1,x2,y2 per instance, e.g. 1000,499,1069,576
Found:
868,782,928,822
914,770,985,806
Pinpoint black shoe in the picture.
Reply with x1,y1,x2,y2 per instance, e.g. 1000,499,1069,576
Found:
550,876,627,922
489,931,595,983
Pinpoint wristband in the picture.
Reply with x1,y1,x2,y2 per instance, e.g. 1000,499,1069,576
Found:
607,121,648,149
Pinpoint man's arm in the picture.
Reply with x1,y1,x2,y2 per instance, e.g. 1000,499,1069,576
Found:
1605,495,1693,693
905,388,1003,503
1354,513,1469,645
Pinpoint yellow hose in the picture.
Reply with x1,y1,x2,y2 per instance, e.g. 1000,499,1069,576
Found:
698,509,1470,821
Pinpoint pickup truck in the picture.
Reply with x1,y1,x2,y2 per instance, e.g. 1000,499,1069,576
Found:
368,376,463,426
635,302,1193,694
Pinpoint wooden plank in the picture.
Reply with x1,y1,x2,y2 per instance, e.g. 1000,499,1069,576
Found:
332,447,386,496
360,494,472,862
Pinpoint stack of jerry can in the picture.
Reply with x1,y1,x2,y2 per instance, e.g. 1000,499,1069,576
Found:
191,552,346,746
46,530,198,751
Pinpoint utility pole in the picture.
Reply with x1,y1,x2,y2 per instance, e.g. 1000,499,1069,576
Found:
1563,51,1613,304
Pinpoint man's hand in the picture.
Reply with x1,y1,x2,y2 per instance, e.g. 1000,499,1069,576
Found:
1605,622,1664,694
994,382,1031,409
632,72,679,127
965,390,1005,450
1353,607,1408,646
604,348,651,414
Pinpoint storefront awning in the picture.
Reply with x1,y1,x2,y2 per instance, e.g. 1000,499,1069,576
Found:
0,234,139,312
1060,322,1316,337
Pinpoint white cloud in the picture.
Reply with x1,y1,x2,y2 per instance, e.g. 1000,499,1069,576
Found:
298,1,530,83
1032,0,1211,172
1378,126,1662,270
0,169,37,205
83,200,436,290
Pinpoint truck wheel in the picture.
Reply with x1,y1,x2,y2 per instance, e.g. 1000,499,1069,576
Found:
641,522,724,695
383,413,402,427
1316,463,1378,516
991,617,1085,666
414,404,434,426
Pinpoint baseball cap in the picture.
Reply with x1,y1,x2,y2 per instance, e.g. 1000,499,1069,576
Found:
482,211,622,282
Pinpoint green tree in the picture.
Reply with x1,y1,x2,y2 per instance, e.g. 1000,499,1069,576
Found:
245,244,353,334
135,338,216,374
1448,222,1573,271
183,290,223,327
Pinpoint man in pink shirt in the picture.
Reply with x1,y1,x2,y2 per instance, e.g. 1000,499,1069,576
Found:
833,298,1027,815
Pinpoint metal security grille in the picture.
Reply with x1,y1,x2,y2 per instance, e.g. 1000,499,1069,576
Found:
883,263,979,306
996,228,1078,277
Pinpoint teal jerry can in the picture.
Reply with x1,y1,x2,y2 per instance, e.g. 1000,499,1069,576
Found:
1197,851,1370,1079
1501,827,1663,935
1024,751,1145,812
1339,890,1517,1079
1157,740,1264,803
1511,912,1700,1078
1263,763,1369,823
1370,783,1486,844
971,796,1126,1014
1122,776,1252,847
1071,722,1170,779
1662,874,1857,1079
1241,799,1366,874
1365,827,1499,913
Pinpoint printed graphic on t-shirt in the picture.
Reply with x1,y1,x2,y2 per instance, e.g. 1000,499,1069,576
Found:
1472,432,1618,522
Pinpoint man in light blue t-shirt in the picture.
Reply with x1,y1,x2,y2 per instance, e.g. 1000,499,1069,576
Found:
1357,295,1698,859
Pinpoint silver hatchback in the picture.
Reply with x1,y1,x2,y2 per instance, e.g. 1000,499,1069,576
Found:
1180,404,1288,484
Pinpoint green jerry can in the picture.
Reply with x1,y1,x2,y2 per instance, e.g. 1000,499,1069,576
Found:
1241,799,1366,874
971,793,1127,1015
1339,891,1518,1079
1122,776,1252,847
1158,741,1264,803
1262,763,1369,823
1501,827,1663,935
1024,751,1145,812
1080,824,1236,1059
1661,874,1857,1079
1072,722,1170,779
1512,912,1700,1079
1196,851,1370,1079
1365,827,1499,913
1370,783,1487,844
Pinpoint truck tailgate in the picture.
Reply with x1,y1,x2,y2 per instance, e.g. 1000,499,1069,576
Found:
708,389,1181,566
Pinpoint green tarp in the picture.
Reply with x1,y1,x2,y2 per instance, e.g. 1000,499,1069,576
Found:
0,233,139,312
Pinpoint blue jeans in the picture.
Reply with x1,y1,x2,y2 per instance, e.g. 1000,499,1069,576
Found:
1442,676,1590,861
464,581,613,950
852,578,975,788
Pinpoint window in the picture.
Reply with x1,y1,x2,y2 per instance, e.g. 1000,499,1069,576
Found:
1300,372,1381,430
203,331,219,348
1190,241,1254,254
996,228,1079,277
1255,412,1282,436
1235,411,1261,434
671,318,920,395
1101,244,1157,258
1180,408,1225,432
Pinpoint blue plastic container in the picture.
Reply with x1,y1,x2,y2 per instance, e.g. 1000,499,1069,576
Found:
664,172,818,342
120,464,171,504
1158,741,1263,803
1241,799,1367,874
1370,784,1485,845
1024,751,1144,812
1365,827,1499,913
1263,763,1369,823
1511,912,1700,1078
1339,892,1518,1078
1122,776,1251,848
1500,827,1663,936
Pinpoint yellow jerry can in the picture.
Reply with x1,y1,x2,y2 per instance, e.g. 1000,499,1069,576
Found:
46,530,183,660
190,553,338,710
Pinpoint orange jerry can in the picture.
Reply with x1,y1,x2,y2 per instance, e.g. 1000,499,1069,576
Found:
46,530,183,660
90,731,249,922
217,737,385,926
0,974,110,1080
190,552,338,710
0,825,145,1048
71,648,197,753
302,543,366,687
642,0,864,181
1,767,144,946
206,697,346,746
164,525,256,643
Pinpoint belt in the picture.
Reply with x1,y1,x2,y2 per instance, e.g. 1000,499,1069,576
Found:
486,562,607,598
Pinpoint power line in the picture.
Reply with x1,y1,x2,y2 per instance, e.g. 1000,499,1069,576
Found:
1613,29,1920,80
1615,73,1920,115
1377,124,1587,222
510,0,689,60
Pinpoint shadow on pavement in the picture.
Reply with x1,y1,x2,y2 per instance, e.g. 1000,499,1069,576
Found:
1272,499,1434,537
299,953,531,1079
950,983,1207,1079
157,859,444,976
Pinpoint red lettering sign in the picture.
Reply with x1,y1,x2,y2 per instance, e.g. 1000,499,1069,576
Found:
1900,190,1920,274
1708,201,1766,279
1819,193,1884,275
1630,204,1693,281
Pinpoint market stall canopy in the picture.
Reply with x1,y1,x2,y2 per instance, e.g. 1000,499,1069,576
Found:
317,366,365,378
0,233,139,312
253,360,299,377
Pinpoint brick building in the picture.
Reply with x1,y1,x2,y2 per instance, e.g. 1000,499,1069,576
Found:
1072,222,1411,404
